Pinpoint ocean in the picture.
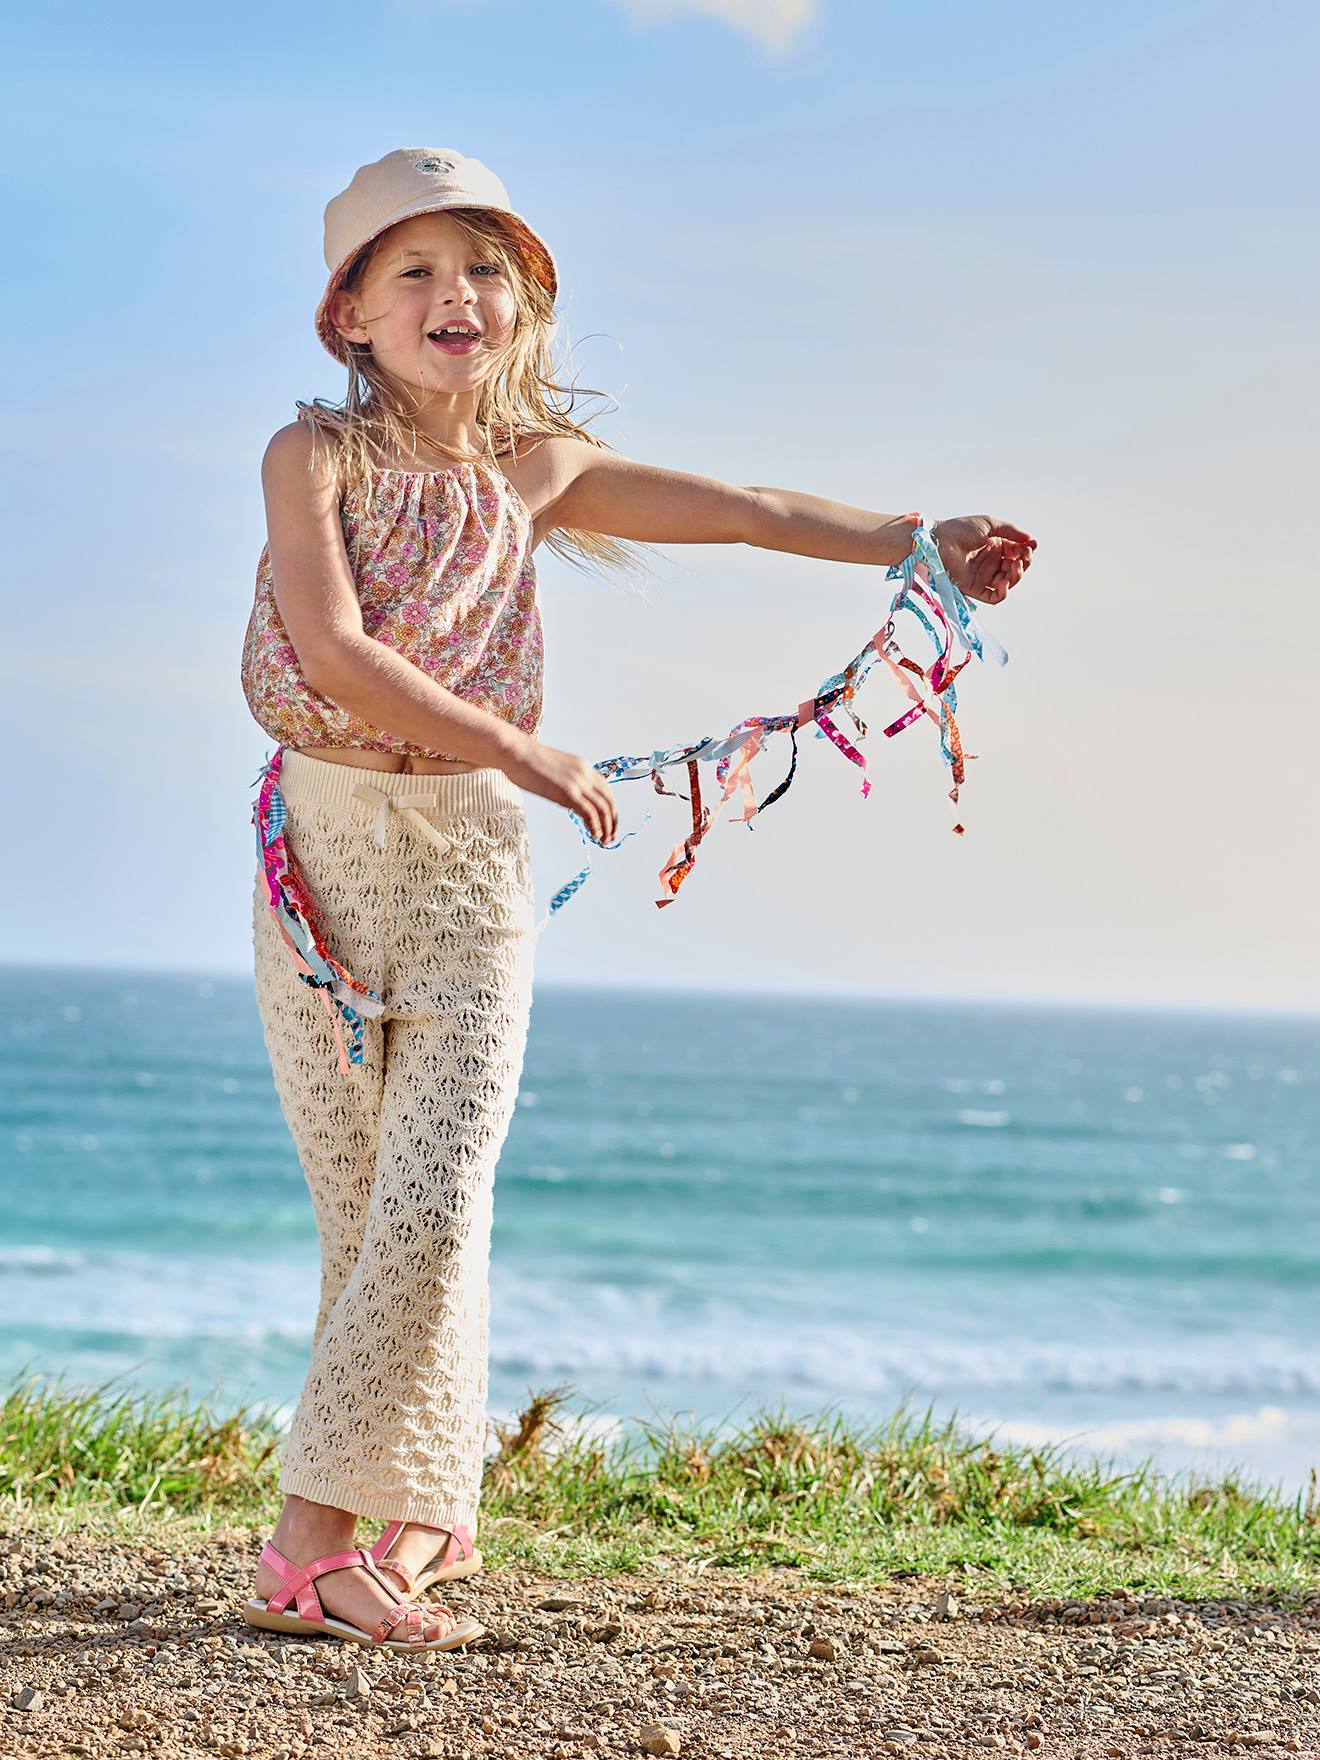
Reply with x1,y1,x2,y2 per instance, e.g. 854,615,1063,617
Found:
4,964,1318,1494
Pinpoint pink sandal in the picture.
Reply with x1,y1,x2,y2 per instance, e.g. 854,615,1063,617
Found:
242,1538,485,1651
369,1520,483,1595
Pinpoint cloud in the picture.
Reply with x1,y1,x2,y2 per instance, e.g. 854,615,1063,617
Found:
608,0,817,54
391,0,819,54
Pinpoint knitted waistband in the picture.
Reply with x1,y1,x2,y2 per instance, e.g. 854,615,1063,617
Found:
276,747,526,819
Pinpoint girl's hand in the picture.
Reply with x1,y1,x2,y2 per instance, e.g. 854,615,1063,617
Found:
499,735,620,846
928,516,1038,605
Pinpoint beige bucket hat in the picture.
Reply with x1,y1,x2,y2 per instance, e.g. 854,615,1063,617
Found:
314,147,559,363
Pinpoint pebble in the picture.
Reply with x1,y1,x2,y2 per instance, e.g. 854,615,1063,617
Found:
637,1724,680,1757
807,1636,837,1660
15,1685,44,1711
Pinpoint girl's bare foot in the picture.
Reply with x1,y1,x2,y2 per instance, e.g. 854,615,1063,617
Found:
251,1496,459,1640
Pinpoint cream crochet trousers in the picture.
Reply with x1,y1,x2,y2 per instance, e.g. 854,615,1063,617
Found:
251,748,536,1528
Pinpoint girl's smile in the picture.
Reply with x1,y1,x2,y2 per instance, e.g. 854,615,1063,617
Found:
427,328,482,356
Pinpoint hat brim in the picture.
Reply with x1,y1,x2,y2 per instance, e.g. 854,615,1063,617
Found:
314,198,558,364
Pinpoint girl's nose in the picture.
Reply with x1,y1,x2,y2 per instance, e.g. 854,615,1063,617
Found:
435,273,480,300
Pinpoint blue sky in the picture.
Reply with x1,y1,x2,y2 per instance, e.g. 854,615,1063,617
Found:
3,0,1316,1007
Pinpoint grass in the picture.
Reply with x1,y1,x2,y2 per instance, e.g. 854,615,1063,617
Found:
2,1367,1317,1604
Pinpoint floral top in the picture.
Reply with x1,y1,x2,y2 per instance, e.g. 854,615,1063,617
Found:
240,459,543,762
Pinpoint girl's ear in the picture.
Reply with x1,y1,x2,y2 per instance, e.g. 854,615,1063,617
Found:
327,286,370,347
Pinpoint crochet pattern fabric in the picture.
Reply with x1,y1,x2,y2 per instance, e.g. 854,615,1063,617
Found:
251,749,536,1526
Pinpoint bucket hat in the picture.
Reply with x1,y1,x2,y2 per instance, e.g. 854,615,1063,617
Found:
314,147,558,363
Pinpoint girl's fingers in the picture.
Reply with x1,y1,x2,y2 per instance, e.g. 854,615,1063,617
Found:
957,525,1036,601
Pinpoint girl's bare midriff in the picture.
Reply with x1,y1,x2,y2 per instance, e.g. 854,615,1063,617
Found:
288,748,485,775
291,449,544,777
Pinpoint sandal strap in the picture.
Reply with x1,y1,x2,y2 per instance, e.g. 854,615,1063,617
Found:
263,1543,373,1621
370,1520,407,1566
370,1520,416,1593
378,1558,416,1593
373,1602,430,1647
434,1523,475,1568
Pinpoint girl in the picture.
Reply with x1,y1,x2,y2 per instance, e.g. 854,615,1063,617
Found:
240,146,1036,1654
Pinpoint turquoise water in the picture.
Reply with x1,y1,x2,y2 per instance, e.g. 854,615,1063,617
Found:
4,963,1318,1492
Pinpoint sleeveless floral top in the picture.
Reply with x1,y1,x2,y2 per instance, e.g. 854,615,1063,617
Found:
240,457,543,763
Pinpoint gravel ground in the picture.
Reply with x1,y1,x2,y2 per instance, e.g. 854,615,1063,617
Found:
2,1525,1319,1759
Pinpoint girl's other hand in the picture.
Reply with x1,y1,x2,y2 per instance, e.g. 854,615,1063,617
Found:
929,516,1038,605
499,736,620,846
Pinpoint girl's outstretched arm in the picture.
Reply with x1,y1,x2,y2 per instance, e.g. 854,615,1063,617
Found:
539,438,1036,604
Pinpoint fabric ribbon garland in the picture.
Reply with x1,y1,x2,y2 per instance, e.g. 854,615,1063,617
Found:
534,518,1008,931
249,518,1006,1073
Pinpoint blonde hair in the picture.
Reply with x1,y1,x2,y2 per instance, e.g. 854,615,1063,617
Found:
295,207,655,587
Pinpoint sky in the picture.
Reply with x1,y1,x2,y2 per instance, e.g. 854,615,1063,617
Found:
2,0,1317,1009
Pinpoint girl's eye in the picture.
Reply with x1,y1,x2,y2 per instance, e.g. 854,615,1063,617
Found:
399,264,502,279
